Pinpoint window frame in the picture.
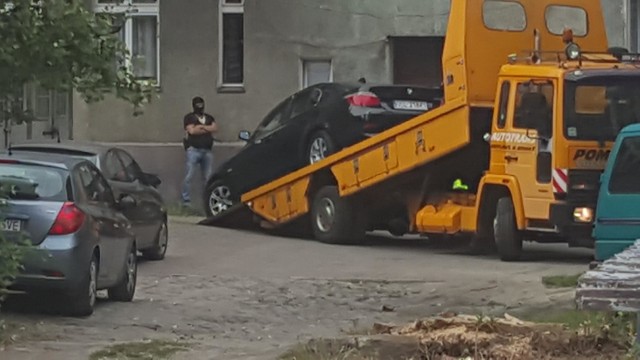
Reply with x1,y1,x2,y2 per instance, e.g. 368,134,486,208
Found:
300,59,333,90
481,0,527,33
93,0,161,85
218,0,244,91
544,4,589,38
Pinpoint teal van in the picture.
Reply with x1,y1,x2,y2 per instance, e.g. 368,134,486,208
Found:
594,123,640,261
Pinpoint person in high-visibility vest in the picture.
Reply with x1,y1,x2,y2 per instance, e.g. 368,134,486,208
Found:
452,178,469,191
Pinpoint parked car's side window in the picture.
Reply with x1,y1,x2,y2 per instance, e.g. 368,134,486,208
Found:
609,136,640,194
104,150,129,182
76,164,116,206
115,150,143,182
253,99,292,141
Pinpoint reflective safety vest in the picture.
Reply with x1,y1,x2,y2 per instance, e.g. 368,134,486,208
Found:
452,178,469,191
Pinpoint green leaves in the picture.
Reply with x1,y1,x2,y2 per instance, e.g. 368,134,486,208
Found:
0,0,156,120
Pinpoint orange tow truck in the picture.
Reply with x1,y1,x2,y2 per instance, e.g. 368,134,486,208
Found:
210,0,640,261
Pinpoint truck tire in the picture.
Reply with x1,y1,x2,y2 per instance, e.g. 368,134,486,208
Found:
494,197,523,261
311,185,365,244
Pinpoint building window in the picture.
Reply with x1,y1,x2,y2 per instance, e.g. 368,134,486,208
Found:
219,0,244,88
94,0,160,83
302,60,332,89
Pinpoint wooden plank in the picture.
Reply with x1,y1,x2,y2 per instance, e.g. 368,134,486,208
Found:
576,239,640,312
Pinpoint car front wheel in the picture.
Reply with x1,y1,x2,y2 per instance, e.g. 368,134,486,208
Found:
205,180,234,217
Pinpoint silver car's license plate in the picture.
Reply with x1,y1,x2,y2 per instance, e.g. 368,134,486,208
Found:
393,100,432,111
1,219,22,232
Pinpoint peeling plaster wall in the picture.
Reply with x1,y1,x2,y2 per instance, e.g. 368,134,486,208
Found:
73,0,630,143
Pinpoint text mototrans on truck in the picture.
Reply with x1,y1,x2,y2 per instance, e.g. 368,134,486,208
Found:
210,0,640,262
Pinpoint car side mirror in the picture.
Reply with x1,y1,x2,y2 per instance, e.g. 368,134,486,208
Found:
238,131,251,142
141,172,161,188
118,194,137,210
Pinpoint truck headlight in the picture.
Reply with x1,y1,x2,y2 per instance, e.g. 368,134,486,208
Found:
573,207,594,223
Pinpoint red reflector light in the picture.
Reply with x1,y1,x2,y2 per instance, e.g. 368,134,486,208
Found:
0,159,18,164
345,91,381,107
49,202,85,235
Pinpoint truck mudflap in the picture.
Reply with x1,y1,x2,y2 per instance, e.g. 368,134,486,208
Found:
198,203,260,231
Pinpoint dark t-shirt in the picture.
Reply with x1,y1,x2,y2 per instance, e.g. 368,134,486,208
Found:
183,112,215,150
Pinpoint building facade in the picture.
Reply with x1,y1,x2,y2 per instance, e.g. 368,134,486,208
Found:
10,0,639,146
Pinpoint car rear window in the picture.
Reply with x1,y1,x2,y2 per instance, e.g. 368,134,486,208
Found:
0,163,70,201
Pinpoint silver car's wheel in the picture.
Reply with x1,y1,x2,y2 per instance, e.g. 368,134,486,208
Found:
209,184,233,216
66,255,98,317
108,246,137,302
309,137,328,164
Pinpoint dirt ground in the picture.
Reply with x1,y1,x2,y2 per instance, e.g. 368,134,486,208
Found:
0,216,593,360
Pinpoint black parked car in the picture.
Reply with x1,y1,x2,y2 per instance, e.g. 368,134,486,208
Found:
9,142,168,260
204,81,443,217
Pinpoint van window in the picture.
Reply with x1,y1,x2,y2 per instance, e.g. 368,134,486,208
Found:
609,136,640,194
545,5,588,37
482,1,526,32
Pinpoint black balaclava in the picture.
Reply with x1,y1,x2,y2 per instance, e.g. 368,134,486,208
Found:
192,96,205,115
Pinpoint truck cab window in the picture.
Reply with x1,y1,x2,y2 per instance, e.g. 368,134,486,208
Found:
513,82,553,137
497,81,510,129
565,77,640,142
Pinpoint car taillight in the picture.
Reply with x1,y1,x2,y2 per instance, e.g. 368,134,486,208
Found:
345,92,381,107
49,202,85,235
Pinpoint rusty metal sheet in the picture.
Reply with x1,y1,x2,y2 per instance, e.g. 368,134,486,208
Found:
576,239,640,312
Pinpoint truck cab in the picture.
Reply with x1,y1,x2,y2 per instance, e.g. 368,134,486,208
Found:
594,124,640,261
487,49,640,255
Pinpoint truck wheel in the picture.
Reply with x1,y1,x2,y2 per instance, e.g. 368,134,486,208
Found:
494,197,523,261
311,185,365,244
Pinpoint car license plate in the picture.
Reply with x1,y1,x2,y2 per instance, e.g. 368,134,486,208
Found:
393,100,432,111
1,219,21,232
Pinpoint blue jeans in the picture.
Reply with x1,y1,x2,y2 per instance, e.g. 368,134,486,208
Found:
181,147,214,204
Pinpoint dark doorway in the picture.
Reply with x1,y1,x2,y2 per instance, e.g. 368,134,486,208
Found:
391,36,445,87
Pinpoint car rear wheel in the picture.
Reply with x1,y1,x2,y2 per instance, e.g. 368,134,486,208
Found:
142,220,168,261
311,185,366,244
205,180,234,217
307,130,336,165
65,255,98,317
108,245,138,302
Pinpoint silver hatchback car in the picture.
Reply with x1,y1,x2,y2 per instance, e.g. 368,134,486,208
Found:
1,153,138,317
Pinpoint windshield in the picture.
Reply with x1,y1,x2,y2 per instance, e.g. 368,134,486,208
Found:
0,163,70,201
564,76,640,142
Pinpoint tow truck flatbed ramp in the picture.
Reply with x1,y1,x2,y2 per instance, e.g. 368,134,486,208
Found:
198,203,260,231
240,100,471,226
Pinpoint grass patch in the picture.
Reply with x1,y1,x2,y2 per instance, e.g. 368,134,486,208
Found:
0,318,50,347
166,204,203,217
541,273,583,288
279,340,372,360
89,339,192,360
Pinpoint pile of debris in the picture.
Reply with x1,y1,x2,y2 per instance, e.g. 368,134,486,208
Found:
370,313,628,360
